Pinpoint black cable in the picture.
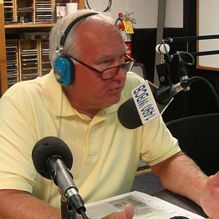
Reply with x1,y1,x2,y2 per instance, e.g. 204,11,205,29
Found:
176,52,219,109
85,0,112,12
170,51,195,64
80,210,90,219
176,51,195,66
182,76,219,110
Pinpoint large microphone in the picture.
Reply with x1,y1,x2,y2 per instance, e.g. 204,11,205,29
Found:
32,136,86,216
118,98,142,129
118,79,193,129
118,80,161,129
154,79,191,105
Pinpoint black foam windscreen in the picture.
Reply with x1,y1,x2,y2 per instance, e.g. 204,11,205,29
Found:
117,98,143,129
32,136,73,179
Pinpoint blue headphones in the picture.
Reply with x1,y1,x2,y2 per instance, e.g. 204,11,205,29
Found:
54,12,98,86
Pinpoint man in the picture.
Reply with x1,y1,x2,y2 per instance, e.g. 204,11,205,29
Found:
0,9,218,219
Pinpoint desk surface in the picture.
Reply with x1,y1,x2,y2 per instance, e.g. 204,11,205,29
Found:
132,172,207,218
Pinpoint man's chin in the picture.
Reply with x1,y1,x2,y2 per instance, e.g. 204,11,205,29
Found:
105,97,121,107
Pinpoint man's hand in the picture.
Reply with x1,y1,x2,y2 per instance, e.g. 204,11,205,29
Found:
200,172,219,219
103,204,134,219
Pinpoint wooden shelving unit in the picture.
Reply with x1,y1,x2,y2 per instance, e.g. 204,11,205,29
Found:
0,0,85,95
5,23,55,29
0,1,7,93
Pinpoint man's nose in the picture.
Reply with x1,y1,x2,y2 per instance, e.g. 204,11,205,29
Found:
113,66,127,81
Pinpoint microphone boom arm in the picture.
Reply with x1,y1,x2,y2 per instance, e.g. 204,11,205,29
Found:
164,34,219,43
154,76,219,108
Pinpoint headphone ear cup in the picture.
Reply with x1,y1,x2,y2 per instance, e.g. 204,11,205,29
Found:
54,56,75,86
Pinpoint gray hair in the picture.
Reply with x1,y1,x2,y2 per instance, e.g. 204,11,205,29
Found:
49,9,114,67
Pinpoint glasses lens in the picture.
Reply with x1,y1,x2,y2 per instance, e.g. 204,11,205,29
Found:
101,61,134,80
101,68,119,79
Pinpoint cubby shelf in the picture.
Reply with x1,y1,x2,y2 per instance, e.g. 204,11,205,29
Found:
0,0,84,95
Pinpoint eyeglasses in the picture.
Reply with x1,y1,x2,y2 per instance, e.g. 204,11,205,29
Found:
70,55,135,80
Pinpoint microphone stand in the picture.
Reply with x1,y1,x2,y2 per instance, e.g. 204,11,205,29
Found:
154,36,219,112
164,34,219,43
61,195,77,219
170,50,219,60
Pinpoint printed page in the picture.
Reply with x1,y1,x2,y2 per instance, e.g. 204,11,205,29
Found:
85,191,206,219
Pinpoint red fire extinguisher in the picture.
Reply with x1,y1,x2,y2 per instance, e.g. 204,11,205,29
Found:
115,12,135,59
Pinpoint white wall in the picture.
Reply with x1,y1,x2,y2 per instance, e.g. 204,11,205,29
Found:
197,0,219,69
85,0,183,28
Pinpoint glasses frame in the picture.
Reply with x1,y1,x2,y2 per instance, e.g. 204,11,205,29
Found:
69,55,135,80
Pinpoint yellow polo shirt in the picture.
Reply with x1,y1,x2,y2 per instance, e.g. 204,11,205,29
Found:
0,71,180,208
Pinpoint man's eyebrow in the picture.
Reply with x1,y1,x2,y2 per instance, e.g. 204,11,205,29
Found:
95,53,126,62
95,54,112,61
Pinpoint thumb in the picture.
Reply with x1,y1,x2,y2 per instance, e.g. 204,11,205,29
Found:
124,203,134,218
103,204,134,219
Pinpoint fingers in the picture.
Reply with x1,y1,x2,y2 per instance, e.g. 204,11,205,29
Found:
103,204,134,219
208,172,219,187
214,172,219,179
124,203,134,218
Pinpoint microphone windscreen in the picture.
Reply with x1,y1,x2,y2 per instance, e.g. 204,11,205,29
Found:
32,136,73,179
117,98,143,129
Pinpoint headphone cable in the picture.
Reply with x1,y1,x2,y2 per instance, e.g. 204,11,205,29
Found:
57,88,64,138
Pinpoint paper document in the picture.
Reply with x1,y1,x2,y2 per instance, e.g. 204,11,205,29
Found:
85,191,206,219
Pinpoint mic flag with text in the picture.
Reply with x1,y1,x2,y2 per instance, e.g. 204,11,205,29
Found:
118,80,160,129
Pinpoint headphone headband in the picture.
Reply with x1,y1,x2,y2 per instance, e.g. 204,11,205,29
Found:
54,12,98,86
59,12,98,52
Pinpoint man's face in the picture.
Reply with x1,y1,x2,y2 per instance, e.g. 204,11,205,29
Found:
66,20,128,113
